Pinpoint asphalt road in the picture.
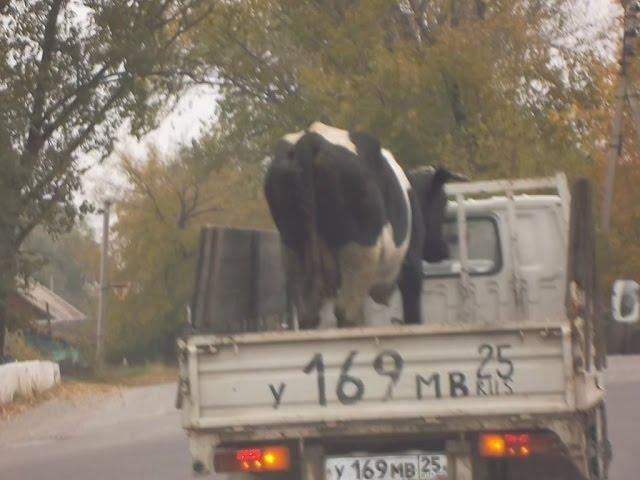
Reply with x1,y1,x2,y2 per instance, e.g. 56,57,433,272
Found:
0,383,190,480
1,356,639,480
603,355,640,480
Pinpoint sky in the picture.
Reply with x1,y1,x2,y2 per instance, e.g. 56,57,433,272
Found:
80,85,219,233
82,85,219,203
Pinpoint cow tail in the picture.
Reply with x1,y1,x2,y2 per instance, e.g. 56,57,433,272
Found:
296,137,336,299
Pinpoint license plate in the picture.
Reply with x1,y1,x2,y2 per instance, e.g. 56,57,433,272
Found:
325,453,448,480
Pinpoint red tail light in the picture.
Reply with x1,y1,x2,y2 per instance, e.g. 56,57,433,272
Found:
236,448,263,462
479,432,560,458
214,445,291,473
503,433,531,457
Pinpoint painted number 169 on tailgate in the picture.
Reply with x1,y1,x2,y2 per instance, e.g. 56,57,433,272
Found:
326,454,448,480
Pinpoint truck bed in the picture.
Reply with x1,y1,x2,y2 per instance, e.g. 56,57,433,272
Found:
179,322,583,438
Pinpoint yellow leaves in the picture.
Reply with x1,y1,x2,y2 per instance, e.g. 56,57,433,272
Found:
105,145,273,361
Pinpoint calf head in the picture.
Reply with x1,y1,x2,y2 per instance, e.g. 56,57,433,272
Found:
408,167,466,263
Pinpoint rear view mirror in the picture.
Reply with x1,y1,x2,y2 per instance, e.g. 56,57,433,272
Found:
612,279,640,324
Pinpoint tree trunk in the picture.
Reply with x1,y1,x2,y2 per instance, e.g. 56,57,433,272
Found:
0,226,17,360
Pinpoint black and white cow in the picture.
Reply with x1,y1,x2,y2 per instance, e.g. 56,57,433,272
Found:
264,122,457,328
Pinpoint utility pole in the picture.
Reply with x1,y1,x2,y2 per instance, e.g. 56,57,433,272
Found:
601,0,640,234
96,200,112,368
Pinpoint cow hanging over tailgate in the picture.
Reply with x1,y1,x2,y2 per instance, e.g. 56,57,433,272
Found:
264,122,459,328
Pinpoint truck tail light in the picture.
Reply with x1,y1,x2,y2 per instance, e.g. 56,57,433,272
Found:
214,445,291,473
479,432,560,458
479,433,507,457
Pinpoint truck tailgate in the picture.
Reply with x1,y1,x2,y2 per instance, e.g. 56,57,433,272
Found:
180,323,573,431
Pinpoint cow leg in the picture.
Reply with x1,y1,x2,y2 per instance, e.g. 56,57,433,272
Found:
297,286,324,329
281,247,298,329
296,303,321,330
335,242,381,327
399,258,423,324
282,247,322,329
370,283,396,306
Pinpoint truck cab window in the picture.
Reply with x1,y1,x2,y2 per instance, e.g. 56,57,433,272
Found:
423,217,501,277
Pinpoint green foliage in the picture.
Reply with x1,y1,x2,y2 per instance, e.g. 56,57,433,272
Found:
0,0,214,355
105,137,271,362
0,0,213,242
193,0,611,180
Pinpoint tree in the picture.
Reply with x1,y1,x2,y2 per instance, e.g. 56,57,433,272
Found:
596,103,640,293
191,0,612,178
0,0,214,356
106,137,271,362
99,0,620,359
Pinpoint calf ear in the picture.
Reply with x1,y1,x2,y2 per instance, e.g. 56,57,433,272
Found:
433,168,468,187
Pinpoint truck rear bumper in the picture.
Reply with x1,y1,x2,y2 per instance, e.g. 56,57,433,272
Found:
185,408,601,479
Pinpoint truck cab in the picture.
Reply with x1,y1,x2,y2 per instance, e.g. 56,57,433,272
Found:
177,174,610,480
366,190,567,328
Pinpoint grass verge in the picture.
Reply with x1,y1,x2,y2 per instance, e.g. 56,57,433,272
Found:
0,363,177,421
0,380,116,421
79,362,179,387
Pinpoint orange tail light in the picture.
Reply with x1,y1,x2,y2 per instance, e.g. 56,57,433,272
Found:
479,432,559,458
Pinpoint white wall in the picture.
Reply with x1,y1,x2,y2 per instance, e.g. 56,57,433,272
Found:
0,361,61,404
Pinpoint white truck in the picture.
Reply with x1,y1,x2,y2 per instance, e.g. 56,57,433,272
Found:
177,174,611,480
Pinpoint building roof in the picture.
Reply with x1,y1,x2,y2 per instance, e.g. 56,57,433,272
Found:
17,282,87,324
